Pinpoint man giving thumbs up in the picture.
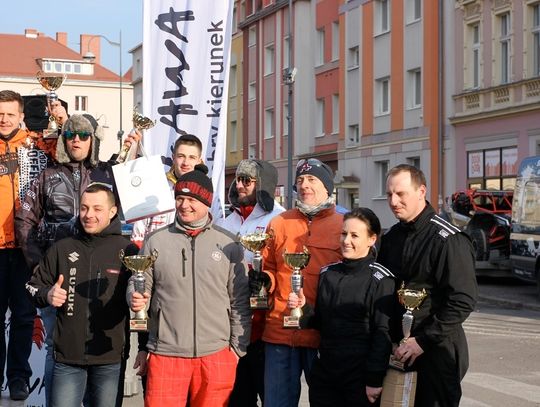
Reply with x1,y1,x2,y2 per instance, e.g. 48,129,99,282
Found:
26,183,138,406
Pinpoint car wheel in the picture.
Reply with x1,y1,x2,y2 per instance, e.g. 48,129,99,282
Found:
470,228,489,261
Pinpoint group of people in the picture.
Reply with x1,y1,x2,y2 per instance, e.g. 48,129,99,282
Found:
0,86,478,407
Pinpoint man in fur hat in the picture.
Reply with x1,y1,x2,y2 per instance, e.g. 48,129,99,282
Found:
215,159,285,407
15,113,139,406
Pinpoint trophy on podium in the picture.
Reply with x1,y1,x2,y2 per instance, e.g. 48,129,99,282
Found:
36,71,67,138
116,111,156,163
240,233,271,309
120,248,158,331
389,283,428,370
283,247,310,328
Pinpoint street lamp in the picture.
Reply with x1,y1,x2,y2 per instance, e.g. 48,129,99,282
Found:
83,31,123,149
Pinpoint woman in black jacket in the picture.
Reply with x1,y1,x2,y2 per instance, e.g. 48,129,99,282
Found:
288,207,396,406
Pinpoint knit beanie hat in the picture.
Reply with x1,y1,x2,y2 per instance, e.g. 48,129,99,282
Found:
174,164,213,207
295,158,334,195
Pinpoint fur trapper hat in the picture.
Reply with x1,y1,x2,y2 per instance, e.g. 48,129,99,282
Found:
55,114,104,166
228,159,278,212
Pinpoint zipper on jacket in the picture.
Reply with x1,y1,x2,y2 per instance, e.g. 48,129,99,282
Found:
190,238,197,357
182,248,186,277
307,216,313,236
3,139,17,245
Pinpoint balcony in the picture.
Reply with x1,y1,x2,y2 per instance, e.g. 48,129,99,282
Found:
450,78,540,124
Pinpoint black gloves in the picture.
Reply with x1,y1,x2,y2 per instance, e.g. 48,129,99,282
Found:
248,269,271,294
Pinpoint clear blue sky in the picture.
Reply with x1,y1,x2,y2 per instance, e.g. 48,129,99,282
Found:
0,0,143,74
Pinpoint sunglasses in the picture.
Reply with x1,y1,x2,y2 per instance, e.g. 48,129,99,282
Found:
63,130,92,141
236,176,257,187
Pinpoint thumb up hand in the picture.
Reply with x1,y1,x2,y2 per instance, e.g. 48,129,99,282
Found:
47,274,68,307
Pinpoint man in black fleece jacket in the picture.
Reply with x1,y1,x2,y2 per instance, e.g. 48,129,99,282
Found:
26,183,138,407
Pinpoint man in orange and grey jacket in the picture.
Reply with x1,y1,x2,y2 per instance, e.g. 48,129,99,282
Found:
257,158,342,407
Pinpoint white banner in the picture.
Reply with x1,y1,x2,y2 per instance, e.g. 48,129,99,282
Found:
142,0,233,215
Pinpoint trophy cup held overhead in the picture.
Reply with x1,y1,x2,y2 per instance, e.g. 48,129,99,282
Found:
36,71,67,138
120,248,159,331
283,247,311,328
240,233,270,309
389,283,428,370
116,110,156,163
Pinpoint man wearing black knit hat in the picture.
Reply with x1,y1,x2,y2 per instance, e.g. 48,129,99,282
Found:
129,164,251,407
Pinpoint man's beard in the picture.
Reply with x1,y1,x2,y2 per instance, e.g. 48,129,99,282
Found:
237,192,256,206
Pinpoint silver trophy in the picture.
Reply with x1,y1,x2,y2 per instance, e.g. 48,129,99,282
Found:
120,248,158,331
36,71,67,138
389,283,427,370
116,111,156,163
283,247,311,328
240,233,270,309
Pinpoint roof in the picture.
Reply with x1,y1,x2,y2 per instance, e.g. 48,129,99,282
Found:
0,32,131,82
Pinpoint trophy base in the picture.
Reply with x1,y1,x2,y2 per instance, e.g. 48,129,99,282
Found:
389,355,406,371
283,316,300,329
249,296,269,310
129,318,148,332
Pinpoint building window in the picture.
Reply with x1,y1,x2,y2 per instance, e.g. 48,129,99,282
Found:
229,120,237,151
348,46,359,69
375,77,390,115
248,82,256,101
407,69,421,108
407,156,420,169
75,96,87,112
406,0,421,23
348,124,360,144
316,28,325,66
43,61,52,72
248,143,256,159
471,23,481,88
283,36,290,69
250,0,258,15
265,108,274,139
499,12,511,84
375,0,390,35
533,4,540,76
331,21,339,61
467,147,518,190
248,27,256,47
332,94,339,134
229,65,237,97
232,7,238,33
316,98,325,137
264,44,275,75
376,160,389,196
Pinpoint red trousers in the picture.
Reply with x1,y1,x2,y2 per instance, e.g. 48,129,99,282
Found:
145,347,238,407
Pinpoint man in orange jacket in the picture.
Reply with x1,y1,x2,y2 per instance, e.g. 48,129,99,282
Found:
0,90,38,401
259,158,343,407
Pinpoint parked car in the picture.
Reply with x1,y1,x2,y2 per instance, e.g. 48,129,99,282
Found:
510,156,540,299
444,189,513,276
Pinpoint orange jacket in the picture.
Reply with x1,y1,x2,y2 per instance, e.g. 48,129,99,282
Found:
0,129,31,249
261,206,343,348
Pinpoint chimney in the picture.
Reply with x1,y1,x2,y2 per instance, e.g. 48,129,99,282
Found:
25,29,38,39
56,32,67,46
80,34,100,65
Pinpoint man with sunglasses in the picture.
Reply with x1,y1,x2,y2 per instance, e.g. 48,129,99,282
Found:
215,159,285,407
15,113,139,406
259,157,343,407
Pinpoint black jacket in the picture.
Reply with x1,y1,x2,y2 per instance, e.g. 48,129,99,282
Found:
303,255,396,387
16,160,116,268
377,204,478,352
26,216,138,365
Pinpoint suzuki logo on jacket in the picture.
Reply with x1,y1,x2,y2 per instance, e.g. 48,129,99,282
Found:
67,267,77,316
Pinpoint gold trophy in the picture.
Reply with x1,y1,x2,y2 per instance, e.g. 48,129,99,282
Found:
240,233,270,309
283,247,310,328
36,71,67,138
116,111,156,163
389,283,428,370
120,248,158,331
